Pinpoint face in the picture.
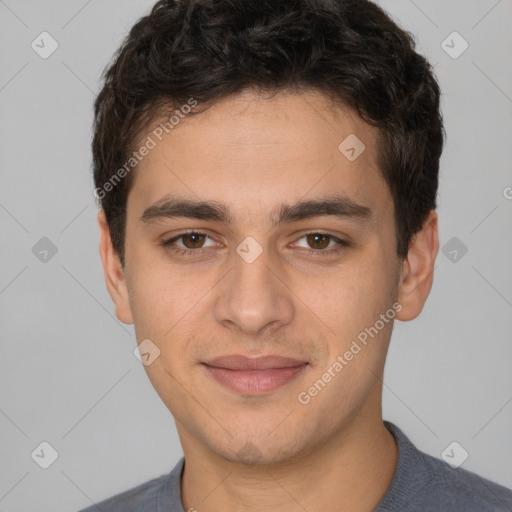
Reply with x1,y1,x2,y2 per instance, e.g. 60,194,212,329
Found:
99,88,438,465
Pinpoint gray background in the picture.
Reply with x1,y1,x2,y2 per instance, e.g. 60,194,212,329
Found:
0,0,511,510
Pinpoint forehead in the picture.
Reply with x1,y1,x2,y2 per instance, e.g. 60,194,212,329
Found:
127,89,391,226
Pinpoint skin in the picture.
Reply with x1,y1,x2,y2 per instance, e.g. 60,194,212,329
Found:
98,88,439,512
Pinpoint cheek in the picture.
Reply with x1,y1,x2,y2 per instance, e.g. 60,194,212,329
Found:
128,250,195,322
319,257,393,338
127,259,222,366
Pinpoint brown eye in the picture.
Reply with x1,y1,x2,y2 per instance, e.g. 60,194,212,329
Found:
161,231,217,255
180,232,207,249
293,232,349,257
306,233,331,250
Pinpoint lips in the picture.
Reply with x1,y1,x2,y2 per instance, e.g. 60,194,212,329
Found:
203,354,308,370
202,355,309,394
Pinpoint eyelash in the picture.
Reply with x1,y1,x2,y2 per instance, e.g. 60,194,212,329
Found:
161,231,349,258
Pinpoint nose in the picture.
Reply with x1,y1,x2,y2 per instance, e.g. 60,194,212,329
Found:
214,240,295,336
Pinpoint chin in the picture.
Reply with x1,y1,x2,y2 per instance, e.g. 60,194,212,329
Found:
204,427,314,468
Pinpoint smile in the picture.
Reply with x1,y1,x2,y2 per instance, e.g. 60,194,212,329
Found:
201,355,309,394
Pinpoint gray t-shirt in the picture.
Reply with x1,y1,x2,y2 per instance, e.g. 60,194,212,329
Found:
77,421,512,511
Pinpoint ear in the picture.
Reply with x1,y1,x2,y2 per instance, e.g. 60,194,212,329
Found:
97,209,134,324
396,210,439,321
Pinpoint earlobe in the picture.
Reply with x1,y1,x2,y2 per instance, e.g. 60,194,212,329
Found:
395,210,439,322
97,210,134,325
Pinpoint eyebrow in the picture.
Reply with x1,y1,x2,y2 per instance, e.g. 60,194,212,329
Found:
139,193,372,227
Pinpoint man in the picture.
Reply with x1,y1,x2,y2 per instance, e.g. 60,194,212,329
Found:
81,0,512,510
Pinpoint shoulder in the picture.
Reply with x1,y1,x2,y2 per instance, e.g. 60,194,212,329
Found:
76,458,185,512
76,473,165,512
379,421,512,512
417,449,512,511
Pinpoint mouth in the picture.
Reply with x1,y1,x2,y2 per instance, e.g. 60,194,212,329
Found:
201,355,309,395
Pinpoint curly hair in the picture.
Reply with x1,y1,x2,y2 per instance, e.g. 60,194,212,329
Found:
92,0,445,268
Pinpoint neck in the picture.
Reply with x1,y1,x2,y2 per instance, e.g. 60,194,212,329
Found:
179,401,398,511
